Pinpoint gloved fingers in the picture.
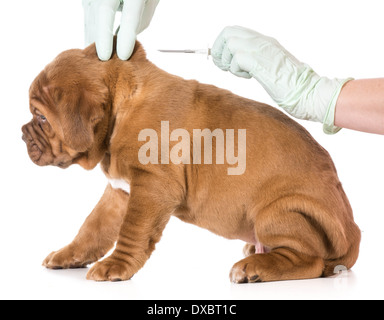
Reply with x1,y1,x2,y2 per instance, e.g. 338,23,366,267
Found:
212,26,256,55
218,37,253,74
220,44,233,71
117,0,146,60
212,28,229,70
230,54,252,79
212,26,255,71
96,0,121,61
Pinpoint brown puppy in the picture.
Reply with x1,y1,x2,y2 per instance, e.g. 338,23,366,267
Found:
22,41,361,283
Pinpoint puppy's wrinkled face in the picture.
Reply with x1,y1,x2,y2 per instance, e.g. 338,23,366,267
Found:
22,85,79,168
22,107,72,168
22,47,109,169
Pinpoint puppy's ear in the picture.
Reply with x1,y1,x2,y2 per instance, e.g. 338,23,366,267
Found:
58,84,109,152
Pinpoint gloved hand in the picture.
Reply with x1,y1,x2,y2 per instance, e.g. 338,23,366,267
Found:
83,0,159,61
212,26,352,134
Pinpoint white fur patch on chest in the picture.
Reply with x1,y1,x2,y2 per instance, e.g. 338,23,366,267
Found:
108,178,130,194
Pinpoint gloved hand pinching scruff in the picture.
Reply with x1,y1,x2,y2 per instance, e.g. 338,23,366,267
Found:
83,0,159,61
212,26,353,134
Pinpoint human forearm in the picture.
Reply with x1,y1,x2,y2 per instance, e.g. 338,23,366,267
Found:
335,79,384,135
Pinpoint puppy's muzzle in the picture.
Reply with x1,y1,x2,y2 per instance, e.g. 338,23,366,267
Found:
21,122,52,166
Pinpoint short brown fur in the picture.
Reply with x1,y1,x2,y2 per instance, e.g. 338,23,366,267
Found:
22,41,361,282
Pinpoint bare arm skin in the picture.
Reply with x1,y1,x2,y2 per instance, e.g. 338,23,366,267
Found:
335,79,384,135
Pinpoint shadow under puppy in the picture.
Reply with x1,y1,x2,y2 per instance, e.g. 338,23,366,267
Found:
21,40,361,283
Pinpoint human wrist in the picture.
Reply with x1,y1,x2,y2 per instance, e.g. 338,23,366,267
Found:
322,78,354,134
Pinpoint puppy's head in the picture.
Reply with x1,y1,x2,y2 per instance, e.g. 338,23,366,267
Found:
22,45,111,170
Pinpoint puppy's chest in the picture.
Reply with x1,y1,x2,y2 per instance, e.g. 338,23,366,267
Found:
108,178,131,194
101,153,131,194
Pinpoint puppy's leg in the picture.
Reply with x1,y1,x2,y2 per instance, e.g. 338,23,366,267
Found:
43,185,128,269
232,208,330,283
87,181,174,282
230,248,324,283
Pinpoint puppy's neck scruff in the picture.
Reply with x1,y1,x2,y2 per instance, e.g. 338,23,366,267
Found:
95,43,152,164
90,42,162,171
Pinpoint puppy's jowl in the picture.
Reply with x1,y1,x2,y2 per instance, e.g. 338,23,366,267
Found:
22,41,361,283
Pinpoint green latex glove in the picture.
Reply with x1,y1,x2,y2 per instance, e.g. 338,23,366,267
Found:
212,26,352,134
83,0,159,61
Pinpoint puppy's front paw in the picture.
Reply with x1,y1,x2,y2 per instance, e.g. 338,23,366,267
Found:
86,257,134,282
42,244,99,270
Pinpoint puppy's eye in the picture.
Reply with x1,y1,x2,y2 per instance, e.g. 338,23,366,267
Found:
39,115,47,123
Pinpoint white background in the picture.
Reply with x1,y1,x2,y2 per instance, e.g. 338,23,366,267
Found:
0,0,383,300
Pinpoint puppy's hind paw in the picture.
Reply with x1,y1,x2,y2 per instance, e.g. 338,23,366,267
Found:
230,262,262,284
